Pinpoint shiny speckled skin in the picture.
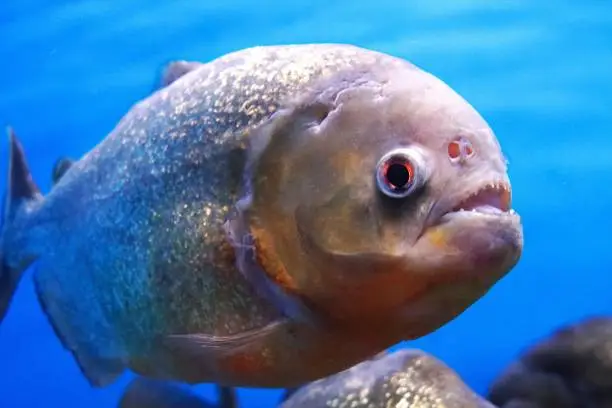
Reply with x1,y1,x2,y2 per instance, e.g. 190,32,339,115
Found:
280,349,497,408
3,44,522,388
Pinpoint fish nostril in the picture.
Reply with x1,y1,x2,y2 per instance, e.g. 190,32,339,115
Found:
447,137,475,164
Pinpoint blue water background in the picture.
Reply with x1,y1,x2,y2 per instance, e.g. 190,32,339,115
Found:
0,1,610,407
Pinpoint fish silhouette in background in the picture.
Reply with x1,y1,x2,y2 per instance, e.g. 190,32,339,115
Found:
488,316,612,408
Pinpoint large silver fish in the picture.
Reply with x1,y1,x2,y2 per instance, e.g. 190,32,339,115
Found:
280,349,496,408
0,44,523,389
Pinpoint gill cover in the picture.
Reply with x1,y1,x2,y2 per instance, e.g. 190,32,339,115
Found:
223,93,435,324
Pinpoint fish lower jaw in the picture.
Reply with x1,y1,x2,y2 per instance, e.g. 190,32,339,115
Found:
440,179,516,218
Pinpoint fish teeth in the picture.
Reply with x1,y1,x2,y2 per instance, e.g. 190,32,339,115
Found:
451,179,512,214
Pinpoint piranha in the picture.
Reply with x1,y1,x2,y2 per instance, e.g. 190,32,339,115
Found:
280,349,496,408
118,377,236,408
0,44,523,389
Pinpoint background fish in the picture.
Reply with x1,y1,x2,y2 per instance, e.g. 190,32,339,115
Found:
50,157,76,186
118,377,236,408
488,316,612,408
280,349,496,408
0,44,522,389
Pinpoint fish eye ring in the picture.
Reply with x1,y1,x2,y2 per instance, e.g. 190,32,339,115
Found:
375,147,428,199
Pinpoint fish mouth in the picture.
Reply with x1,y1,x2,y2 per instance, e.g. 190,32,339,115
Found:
450,180,512,215
428,180,517,229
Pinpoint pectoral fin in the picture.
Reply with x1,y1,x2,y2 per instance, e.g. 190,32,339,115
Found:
165,319,288,360
163,318,297,385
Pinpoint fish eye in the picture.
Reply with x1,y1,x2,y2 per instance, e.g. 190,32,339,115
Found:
375,147,427,199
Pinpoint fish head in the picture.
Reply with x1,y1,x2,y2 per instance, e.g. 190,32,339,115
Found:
246,62,523,337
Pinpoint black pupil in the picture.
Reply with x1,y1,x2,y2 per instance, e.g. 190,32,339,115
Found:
386,161,411,190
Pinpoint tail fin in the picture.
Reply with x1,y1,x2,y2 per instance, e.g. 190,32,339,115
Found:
0,127,42,323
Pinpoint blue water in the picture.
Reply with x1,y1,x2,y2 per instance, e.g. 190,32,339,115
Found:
0,1,610,407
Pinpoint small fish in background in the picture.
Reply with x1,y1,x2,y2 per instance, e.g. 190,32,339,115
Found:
279,349,497,408
0,44,523,389
487,316,612,408
51,157,75,185
149,60,204,94
118,377,236,408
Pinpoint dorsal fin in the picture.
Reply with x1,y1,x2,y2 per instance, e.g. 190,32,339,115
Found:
51,157,75,185
159,60,204,88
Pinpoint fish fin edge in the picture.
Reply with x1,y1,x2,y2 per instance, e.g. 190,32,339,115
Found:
165,318,288,360
33,266,125,387
0,127,42,324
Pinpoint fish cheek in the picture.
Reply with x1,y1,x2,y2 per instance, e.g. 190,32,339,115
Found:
244,191,375,310
292,221,430,324
294,187,381,256
289,195,435,323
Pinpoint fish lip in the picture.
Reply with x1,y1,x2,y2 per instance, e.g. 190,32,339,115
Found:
423,180,516,231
